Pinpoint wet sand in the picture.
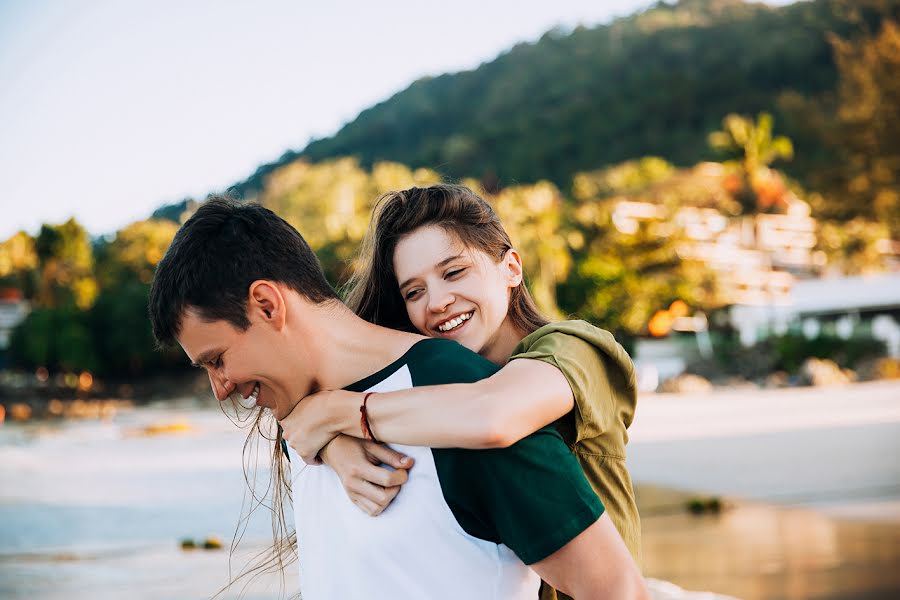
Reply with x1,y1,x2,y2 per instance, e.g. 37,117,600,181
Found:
2,382,899,599
630,381,900,600
638,485,900,600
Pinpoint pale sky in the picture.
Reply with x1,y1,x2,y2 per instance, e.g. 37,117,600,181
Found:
0,0,795,240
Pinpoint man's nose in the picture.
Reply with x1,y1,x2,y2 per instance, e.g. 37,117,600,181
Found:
208,371,235,402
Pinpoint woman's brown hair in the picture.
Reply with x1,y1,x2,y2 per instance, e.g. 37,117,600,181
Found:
345,183,548,335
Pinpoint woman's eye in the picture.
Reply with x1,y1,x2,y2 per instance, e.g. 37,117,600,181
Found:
212,355,224,369
446,268,467,279
404,289,422,301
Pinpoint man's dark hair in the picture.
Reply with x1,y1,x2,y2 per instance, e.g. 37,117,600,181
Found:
149,195,338,347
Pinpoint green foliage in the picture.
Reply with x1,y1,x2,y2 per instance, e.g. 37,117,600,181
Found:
474,180,571,317
9,307,99,373
559,197,721,338
691,331,779,381
708,112,794,213
88,281,181,376
827,19,900,234
0,231,38,297
33,219,97,309
817,218,892,275
259,158,440,286
5,0,899,380
572,157,676,202
772,333,886,373
230,0,900,210
5,218,181,377
94,220,179,288
708,112,794,172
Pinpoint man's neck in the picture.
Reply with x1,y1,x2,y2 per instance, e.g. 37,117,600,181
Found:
299,301,424,392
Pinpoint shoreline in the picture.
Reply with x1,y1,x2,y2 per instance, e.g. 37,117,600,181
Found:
637,486,900,600
2,395,899,600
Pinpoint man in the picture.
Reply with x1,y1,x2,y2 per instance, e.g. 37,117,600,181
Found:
149,197,648,599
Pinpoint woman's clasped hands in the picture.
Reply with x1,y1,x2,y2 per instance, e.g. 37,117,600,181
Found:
280,389,413,516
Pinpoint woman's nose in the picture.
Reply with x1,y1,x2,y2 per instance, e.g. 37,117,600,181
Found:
427,288,454,313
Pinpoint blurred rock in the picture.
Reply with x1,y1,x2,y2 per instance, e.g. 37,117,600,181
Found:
202,536,223,550
180,539,197,551
686,496,724,515
799,358,854,386
856,357,900,381
659,374,713,394
764,371,790,388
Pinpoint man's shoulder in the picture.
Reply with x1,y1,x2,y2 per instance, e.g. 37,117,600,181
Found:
405,338,500,386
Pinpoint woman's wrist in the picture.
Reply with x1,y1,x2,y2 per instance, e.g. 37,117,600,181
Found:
331,390,367,437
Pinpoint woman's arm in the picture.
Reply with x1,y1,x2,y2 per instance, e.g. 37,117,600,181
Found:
281,358,574,463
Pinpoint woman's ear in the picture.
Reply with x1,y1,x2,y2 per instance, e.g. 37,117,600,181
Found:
248,280,287,330
501,249,524,288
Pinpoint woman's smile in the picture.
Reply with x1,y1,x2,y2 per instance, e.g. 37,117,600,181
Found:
434,310,475,335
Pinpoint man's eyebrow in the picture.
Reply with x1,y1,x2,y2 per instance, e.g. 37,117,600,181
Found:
190,348,222,368
398,254,465,290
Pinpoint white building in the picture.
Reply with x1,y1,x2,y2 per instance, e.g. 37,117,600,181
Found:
729,273,900,356
0,294,29,351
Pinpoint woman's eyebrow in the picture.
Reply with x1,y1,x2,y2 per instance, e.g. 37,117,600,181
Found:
398,254,465,290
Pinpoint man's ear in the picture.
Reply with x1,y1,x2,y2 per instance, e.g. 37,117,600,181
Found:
248,281,287,330
501,248,524,288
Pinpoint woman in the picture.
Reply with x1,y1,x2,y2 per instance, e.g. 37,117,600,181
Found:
281,184,641,599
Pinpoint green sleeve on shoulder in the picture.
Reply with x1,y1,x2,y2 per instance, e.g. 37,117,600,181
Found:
406,338,499,385
407,337,606,564
511,328,634,444
434,428,605,565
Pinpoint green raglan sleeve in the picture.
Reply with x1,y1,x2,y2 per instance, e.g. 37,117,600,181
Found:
410,339,605,565
437,430,605,565
509,321,636,444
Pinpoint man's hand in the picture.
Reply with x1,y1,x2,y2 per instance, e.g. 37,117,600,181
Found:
319,435,414,516
281,389,347,464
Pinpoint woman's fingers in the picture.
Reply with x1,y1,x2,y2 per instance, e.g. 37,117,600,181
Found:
321,436,407,515
351,495,383,517
350,480,403,516
365,463,409,488
363,440,415,470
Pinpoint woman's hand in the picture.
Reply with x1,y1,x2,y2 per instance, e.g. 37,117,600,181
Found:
281,389,359,465
319,434,414,516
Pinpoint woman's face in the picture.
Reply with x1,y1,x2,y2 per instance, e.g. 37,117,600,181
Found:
393,225,523,357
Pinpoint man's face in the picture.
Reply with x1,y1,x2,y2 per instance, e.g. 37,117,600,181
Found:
177,308,299,420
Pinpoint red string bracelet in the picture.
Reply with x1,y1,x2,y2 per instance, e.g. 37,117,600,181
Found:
359,392,379,443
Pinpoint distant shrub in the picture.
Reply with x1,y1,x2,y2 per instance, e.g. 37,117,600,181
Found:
773,333,886,374
688,330,887,380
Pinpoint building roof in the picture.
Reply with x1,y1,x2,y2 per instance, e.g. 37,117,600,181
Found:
791,273,900,316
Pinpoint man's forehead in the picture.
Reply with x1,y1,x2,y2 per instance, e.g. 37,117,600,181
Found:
177,310,236,358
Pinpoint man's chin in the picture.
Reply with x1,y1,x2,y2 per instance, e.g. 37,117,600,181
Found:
256,397,278,414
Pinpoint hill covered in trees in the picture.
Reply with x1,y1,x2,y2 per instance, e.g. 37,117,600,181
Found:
3,0,898,386
232,0,897,202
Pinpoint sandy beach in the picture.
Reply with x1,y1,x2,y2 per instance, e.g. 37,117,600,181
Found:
629,380,900,600
1,380,899,599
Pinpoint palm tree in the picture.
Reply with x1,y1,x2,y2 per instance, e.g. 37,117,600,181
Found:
709,112,794,213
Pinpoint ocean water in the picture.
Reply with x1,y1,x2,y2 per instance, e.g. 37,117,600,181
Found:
3,384,900,600
0,402,297,600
